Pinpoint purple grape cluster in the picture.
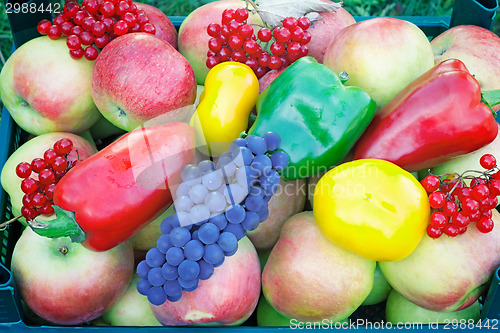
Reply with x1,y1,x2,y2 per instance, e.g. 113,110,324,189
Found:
136,132,289,306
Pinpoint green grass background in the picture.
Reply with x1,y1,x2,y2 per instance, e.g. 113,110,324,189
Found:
0,0,498,68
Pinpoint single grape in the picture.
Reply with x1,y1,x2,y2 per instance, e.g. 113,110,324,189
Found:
169,227,191,247
202,170,224,191
244,194,264,212
183,281,200,292
222,161,237,178
205,191,227,213
178,277,199,289
137,279,152,296
217,232,238,253
209,214,228,230
189,205,211,225
270,150,289,171
225,204,246,224
148,267,166,287
176,183,191,198
263,132,281,151
146,247,165,267
245,135,267,155
189,183,209,205
161,262,178,281
198,260,215,280
223,223,246,240
166,247,184,266
260,169,280,195
198,160,215,174
203,243,224,265
168,293,183,302
198,223,220,245
163,280,182,297
181,164,202,185
174,195,194,212
241,211,260,231
161,215,179,234
251,154,272,176
224,184,248,205
192,230,200,241
178,260,200,281
137,260,151,279
184,240,204,261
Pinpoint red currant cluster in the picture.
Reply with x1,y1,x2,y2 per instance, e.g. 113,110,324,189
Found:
421,154,500,239
16,139,79,221
206,8,311,78
37,0,156,60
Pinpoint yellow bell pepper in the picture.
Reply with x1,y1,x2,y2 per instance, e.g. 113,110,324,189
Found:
313,159,430,262
190,62,258,157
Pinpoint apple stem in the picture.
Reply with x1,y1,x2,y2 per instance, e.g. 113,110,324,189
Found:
28,206,86,243
481,90,500,118
0,214,22,231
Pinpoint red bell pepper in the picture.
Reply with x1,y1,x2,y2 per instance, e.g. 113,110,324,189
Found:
353,59,500,172
29,122,196,251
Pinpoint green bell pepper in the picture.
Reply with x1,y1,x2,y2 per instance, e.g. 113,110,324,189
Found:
248,56,377,180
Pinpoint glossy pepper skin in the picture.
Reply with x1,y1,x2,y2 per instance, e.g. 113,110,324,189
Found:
191,62,259,157
353,59,499,172
313,159,430,262
248,56,376,180
31,122,196,251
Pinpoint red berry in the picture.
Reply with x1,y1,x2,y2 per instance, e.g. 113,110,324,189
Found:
115,0,130,15
443,200,458,217
22,193,35,209
70,25,85,36
222,9,236,25
426,225,443,239
481,209,493,219
100,1,115,16
443,224,459,237
73,11,86,25
457,187,472,202
234,8,249,22
61,21,74,36
31,192,47,208
477,217,494,233
468,210,481,222
430,211,448,228
270,42,285,56
64,1,80,19
31,158,48,173
84,46,99,61
462,197,479,216
128,3,137,13
39,203,55,216
282,17,298,30
237,24,254,40
53,15,67,26
220,24,231,39
82,16,96,31
54,138,73,155
16,162,32,178
70,47,85,60
258,28,272,42
300,31,312,45
21,206,38,220
458,227,468,235
84,0,99,14
79,31,95,46
52,156,69,172
230,49,246,63
287,41,302,57
48,25,62,40
479,196,498,210
493,170,500,179
207,23,220,37
471,184,490,201
480,154,496,170
114,20,129,35
37,19,52,35
131,23,141,34
489,179,500,196
470,178,487,188
428,191,446,209
122,12,137,27
255,66,268,79
300,45,308,57
218,47,231,62
268,55,282,70
227,20,240,34
101,17,114,33
297,16,311,30
137,12,149,25
420,175,441,193
452,211,470,228
206,56,219,69
258,52,270,67
290,27,304,42
244,57,258,71
38,169,56,185
273,27,291,43
449,180,464,196
45,184,57,200
94,35,110,49
208,38,222,52
243,39,259,55
92,21,106,37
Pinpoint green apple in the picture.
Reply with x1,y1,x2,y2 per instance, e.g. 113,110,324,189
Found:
130,204,175,251
89,115,126,141
386,290,480,324
101,274,162,326
362,263,392,306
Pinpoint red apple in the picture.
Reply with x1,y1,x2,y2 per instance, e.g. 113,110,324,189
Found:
151,236,261,326
0,132,97,225
135,2,178,48
11,227,134,325
177,0,263,85
308,7,356,63
0,36,100,135
91,33,197,131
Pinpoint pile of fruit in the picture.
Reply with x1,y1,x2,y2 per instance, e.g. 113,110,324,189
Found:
2,0,500,328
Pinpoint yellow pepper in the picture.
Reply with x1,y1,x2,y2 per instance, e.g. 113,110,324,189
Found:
313,159,430,262
190,62,258,157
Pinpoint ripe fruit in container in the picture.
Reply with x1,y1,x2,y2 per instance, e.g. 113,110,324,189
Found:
178,0,263,84
91,33,197,131
0,132,97,225
0,37,100,135
323,17,434,108
135,2,178,48
150,236,260,326
262,211,375,322
379,209,500,312
11,227,134,325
